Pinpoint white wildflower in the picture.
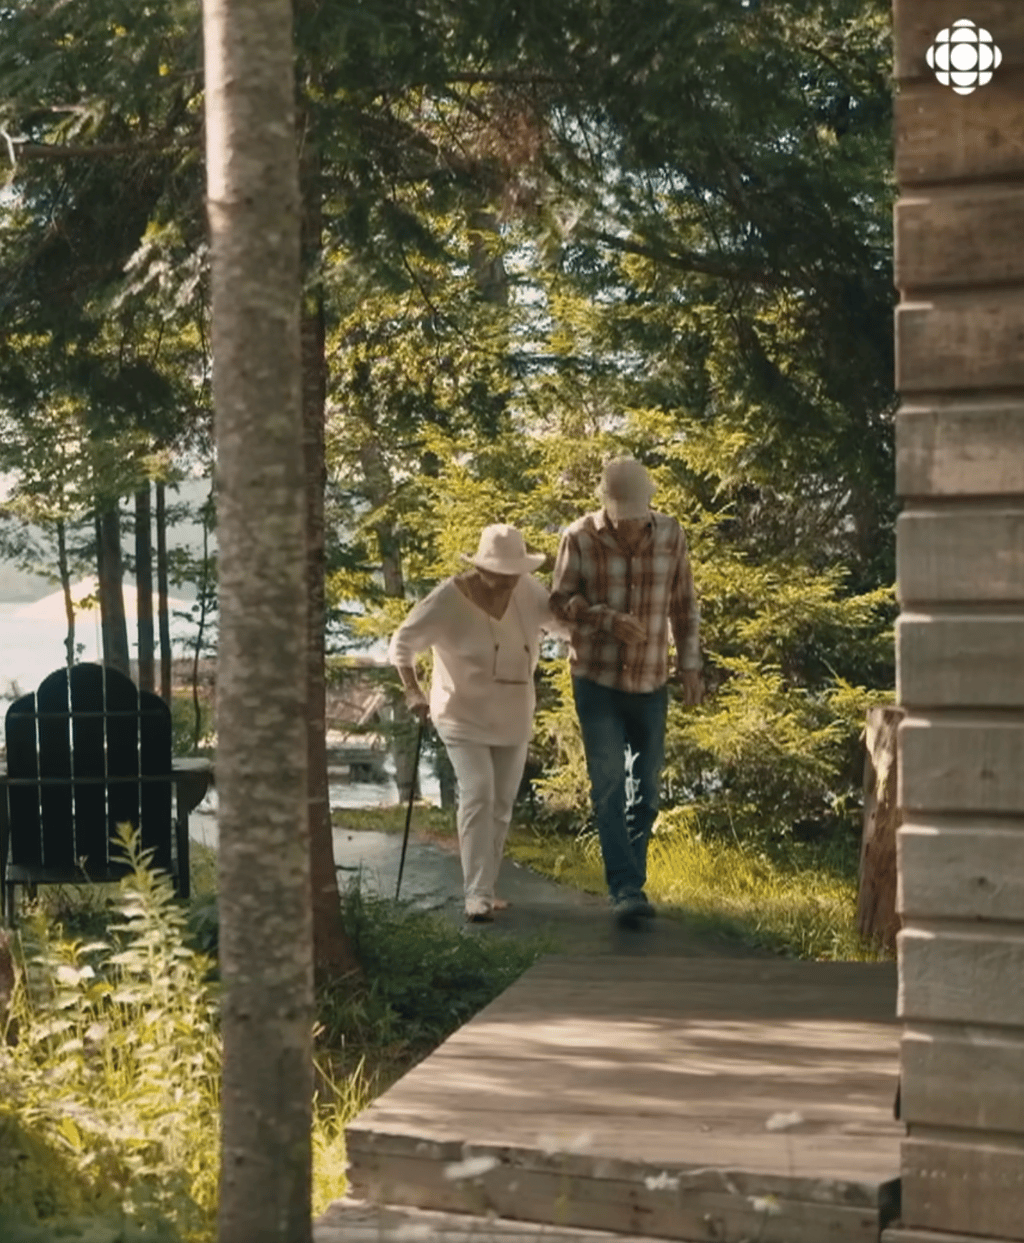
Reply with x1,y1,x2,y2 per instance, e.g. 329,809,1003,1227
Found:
644,1172,680,1192
54,965,80,986
749,1195,781,1216
765,1111,803,1132
443,1155,500,1182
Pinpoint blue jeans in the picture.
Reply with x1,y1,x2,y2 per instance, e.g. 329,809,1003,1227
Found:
571,676,669,903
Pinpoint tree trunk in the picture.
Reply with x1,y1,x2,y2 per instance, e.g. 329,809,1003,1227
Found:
299,123,360,983
357,439,419,798
857,705,904,953
135,484,156,692
202,0,313,1238
156,481,173,704
96,504,131,677
191,507,212,753
57,518,75,670
468,205,509,307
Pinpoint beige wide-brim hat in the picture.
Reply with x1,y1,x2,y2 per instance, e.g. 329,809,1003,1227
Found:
460,524,546,575
598,457,656,521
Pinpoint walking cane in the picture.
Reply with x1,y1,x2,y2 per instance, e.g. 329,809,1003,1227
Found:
395,717,425,901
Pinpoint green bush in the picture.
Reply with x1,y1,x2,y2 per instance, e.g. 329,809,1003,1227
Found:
170,695,213,758
317,880,551,1069
1,826,220,1241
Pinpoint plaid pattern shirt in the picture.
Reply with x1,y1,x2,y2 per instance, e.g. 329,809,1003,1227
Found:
549,509,701,694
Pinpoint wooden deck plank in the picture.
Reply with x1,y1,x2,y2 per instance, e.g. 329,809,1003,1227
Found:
343,1153,884,1242
316,1199,698,1243
344,956,901,1241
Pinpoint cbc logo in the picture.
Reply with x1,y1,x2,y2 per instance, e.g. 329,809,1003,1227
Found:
926,19,1002,95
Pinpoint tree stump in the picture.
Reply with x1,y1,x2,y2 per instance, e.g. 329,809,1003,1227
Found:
857,705,905,953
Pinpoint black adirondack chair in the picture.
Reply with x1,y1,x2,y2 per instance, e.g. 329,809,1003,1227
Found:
0,663,210,925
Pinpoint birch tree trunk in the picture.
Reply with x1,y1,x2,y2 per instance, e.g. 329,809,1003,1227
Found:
202,1,313,1239
299,123,361,982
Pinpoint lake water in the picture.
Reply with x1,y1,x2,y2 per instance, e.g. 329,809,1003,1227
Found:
0,600,440,811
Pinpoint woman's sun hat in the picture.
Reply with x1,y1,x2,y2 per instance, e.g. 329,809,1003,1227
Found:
461,524,546,575
598,457,656,522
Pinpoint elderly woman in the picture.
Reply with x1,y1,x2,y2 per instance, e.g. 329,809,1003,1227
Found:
389,524,568,922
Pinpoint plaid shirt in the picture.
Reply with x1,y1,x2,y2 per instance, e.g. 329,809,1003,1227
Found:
550,509,701,693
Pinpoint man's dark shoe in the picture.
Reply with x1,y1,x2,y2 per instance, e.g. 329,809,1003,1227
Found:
634,894,657,919
612,895,648,929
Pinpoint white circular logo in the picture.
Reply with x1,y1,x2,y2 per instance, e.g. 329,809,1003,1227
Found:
926,18,1002,95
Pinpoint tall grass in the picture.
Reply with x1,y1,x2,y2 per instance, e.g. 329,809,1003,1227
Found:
508,805,887,961
1,825,221,1240
0,827,549,1241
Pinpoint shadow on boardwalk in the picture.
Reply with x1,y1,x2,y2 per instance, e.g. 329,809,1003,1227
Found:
316,829,902,1243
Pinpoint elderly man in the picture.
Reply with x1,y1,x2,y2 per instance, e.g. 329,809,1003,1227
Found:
550,457,703,927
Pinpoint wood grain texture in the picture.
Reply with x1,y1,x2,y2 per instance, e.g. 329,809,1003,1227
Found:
895,76,1024,185
899,927,1024,1026
896,188,1024,292
345,1151,885,1243
898,615,1024,707
885,1228,1024,1243
901,1136,1024,1239
896,296,1024,393
900,1025,1024,1133
897,402,1024,497
893,1,1024,82
316,1199,676,1243
898,823,1024,921
897,509,1024,605
344,956,900,1241
900,718,1024,814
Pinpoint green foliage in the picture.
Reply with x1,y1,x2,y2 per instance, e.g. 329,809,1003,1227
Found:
3,0,899,849
169,693,213,758
1,825,220,1240
318,880,550,1066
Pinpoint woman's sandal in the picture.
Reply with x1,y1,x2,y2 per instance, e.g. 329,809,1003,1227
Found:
465,909,494,924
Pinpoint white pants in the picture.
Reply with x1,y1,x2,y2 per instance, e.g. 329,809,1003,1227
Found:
442,738,529,910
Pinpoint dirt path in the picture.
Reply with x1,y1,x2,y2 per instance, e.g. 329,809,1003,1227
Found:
330,825,770,959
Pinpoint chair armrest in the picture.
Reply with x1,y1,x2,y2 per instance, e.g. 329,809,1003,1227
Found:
171,759,213,817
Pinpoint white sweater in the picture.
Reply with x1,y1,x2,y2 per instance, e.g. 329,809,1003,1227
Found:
388,575,570,746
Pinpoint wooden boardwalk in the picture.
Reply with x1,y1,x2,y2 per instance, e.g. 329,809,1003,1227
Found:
340,954,902,1243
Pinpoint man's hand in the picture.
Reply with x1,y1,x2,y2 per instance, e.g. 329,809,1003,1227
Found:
404,687,430,723
610,613,647,645
674,668,704,707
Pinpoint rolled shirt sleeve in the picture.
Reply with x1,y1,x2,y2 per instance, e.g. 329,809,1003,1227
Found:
550,530,615,634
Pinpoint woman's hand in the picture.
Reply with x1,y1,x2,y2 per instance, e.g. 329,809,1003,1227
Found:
610,613,647,644
404,686,430,723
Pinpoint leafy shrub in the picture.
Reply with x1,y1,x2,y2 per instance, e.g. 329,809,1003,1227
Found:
1,825,220,1241
170,694,213,758
317,880,550,1063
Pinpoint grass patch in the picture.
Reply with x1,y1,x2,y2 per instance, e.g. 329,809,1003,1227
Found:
333,802,457,840
506,806,888,962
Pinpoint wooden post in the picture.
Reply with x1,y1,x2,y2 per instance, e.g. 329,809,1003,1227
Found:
858,706,904,953
889,5,1024,1241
